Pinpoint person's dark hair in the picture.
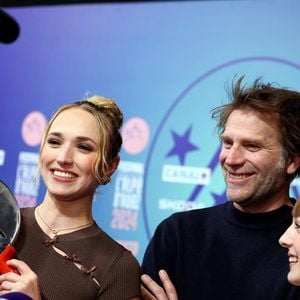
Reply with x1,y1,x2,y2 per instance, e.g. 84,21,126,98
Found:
211,75,300,177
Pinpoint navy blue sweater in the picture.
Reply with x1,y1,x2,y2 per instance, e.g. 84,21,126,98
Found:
142,201,300,300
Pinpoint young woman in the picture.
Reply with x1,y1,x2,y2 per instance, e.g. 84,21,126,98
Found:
0,96,141,299
280,200,300,287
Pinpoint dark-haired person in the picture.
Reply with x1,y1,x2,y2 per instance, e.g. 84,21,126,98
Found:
141,77,300,299
0,96,141,300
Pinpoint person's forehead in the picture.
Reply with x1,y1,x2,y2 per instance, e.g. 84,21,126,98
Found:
53,108,95,126
227,108,279,131
50,108,98,139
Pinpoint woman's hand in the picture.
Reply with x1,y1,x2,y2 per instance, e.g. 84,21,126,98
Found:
141,269,178,300
0,259,41,300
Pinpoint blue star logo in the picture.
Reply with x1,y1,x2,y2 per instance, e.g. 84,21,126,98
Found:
165,125,199,165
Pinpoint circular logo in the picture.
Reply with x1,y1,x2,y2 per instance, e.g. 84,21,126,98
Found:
21,111,47,147
122,117,150,155
142,56,300,240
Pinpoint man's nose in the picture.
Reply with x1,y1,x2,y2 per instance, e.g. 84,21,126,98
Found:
224,145,245,165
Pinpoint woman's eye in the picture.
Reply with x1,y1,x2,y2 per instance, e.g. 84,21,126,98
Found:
294,222,300,232
78,144,93,152
47,138,61,146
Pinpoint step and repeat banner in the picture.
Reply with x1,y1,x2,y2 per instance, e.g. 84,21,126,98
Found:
1,0,300,262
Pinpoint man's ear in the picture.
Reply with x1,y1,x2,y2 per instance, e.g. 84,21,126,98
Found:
287,154,300,176
108,155,120,177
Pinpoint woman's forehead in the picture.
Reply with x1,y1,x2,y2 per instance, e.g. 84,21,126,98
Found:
50,108,98,138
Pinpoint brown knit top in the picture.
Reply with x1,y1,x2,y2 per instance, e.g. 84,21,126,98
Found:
13,207,141,300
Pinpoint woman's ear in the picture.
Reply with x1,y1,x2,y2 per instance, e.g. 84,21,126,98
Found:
287,154,300,176
108,155,120,177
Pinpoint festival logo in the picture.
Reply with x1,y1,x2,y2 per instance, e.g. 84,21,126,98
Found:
102,117,150,256
122,117,150,155
21,111,47,147
142,57,300,239
15,111,47,207
14,151,40,207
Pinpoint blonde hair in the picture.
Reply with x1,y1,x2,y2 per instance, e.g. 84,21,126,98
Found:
39,95,123,185
293,200,300,218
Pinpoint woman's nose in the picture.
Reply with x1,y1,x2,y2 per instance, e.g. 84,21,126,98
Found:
56,146,74,166
279,227,293,249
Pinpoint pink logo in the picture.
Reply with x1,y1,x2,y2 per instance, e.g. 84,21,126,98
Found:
22,111,47,147
122,117,150,154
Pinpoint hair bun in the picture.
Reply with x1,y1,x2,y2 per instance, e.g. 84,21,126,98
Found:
87,96,123,129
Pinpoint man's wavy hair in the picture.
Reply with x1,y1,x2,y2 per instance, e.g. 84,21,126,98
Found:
211,75,300,178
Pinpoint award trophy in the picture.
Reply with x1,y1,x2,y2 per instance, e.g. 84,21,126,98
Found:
0,179,20,274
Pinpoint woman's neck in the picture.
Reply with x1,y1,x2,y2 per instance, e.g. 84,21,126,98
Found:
35,193,94,237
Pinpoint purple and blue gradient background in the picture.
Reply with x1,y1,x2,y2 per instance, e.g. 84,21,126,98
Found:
1,1,300,261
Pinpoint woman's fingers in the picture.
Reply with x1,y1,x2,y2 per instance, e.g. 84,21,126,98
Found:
141,274,169,300
141,284,155,300
0,259,40,300
141,270,178,300
158,270,178,300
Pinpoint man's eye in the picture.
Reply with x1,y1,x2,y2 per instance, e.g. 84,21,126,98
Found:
222,141,232,149
246,144,260,152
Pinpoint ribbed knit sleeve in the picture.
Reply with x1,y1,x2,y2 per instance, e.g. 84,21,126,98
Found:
99,250,141,299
